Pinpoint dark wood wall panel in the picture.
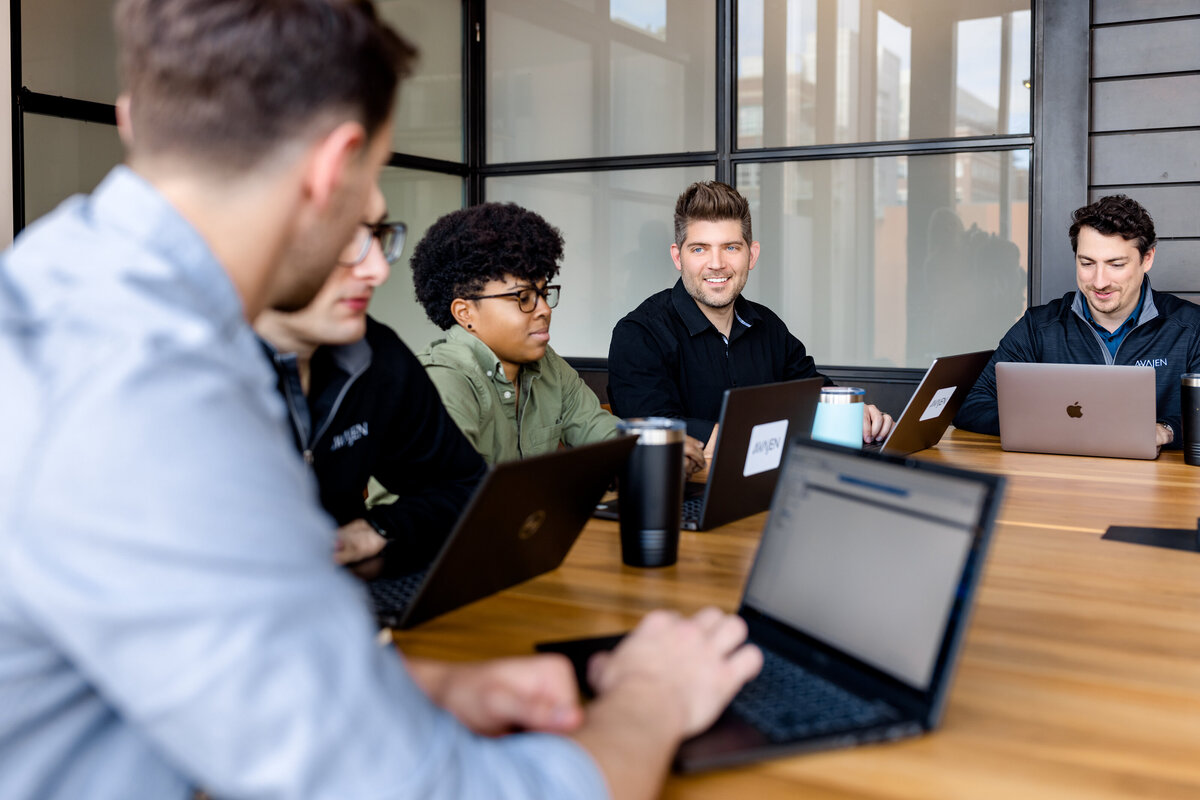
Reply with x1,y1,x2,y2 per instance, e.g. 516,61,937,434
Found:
1091,131,1200,185
1094,0,1200,24
1087,185,1200,238
1092,75,1200,132
1147,240,1200,291
1092,19,1200,78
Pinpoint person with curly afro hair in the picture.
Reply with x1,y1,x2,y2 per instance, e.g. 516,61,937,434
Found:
956,193,1200,448
410,202,620,464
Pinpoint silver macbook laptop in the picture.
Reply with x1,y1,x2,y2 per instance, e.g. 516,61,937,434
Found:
594,378,824,530
540,438,1005,772
366,435,637,629
996,362,1157,459
867,350,994,456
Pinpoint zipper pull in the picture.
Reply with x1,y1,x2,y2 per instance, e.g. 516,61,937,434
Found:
303,449,314,465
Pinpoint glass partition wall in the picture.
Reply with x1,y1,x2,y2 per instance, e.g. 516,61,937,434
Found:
12,0,1033,369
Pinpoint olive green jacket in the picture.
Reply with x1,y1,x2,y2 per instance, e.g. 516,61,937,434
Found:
418,326,618,464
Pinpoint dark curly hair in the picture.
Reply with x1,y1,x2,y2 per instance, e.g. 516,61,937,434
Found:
1068,195,1156,258
410,202,564,330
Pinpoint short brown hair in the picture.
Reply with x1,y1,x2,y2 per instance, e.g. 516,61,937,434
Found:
673,181,753,247
115,0,417,171
1068,194,1157,258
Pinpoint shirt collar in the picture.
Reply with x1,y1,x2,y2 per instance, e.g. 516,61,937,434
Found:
669,277,760,337
446,324,541,382
257,330,372,378
91,165,244,332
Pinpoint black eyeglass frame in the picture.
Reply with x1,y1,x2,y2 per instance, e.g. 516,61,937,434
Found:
340,220,408,267
462,283,561,313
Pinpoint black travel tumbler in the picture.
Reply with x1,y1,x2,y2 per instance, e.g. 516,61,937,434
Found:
1182,373,1200,467
616,417,686,567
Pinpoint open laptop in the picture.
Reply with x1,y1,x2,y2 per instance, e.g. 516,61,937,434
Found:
366,435,636,629
594,377,824,531
540,438,1005,772
996,362,1157,459
866,350,994,456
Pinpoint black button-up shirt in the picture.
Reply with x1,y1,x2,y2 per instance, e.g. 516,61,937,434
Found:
608,279,829,442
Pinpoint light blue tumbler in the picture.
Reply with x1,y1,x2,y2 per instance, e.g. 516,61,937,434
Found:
811,387,865,449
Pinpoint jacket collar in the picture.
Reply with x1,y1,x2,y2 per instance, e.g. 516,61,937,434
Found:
1070,275,1159,329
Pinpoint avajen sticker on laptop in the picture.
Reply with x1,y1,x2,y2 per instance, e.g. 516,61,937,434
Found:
743,419,789,477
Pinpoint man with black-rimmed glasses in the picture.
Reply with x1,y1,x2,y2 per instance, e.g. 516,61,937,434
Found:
255,184,485,572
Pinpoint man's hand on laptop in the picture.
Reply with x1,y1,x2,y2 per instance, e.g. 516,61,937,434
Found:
864,404,894,444
334,518,388,565
586,607,762,737
406,655,584,736
1156,422,1174,448
684,436,707,476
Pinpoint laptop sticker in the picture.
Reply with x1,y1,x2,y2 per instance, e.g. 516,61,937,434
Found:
919,386,957,422
743,419,789,477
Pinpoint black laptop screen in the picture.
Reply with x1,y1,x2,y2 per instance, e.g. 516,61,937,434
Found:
742,444,988,691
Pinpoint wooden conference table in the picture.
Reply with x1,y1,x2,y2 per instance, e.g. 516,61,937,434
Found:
393,429,1200,799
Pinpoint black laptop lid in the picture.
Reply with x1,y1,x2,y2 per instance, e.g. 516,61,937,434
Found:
698,377,824,529
879,349,994,456
742,439,1004,723
382,435,637,628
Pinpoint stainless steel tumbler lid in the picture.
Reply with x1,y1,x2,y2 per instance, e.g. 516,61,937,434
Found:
818,386,866,404
1183,373,1200,388
616,416,686,444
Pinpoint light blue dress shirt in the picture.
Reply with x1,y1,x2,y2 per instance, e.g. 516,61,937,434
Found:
0,167,608,800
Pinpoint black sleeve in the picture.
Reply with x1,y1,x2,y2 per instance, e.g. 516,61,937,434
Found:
780,325,832,386
953,313,1041,435
364,340,486,574
609,316,716,443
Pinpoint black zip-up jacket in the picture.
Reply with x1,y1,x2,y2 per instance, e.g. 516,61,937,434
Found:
954,280,1200,447
263,317,486,572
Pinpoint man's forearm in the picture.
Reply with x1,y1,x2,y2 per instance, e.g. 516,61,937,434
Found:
570,678,685,800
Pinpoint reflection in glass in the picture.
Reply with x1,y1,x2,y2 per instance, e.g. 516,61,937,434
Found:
377,0,464,162
737,151,1028,368
373,168,464,352
488,0,715,163
488,166,714,357
23,115,123,227
737,1,1031,148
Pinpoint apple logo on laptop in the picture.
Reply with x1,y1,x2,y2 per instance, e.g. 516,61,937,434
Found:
1066,402,1083,419
517,510,546,540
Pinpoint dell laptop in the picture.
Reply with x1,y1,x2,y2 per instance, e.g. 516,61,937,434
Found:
996,362,1157,459
541,437,1005,772
594,377,824,531
866,349,994,456
366,435,637,629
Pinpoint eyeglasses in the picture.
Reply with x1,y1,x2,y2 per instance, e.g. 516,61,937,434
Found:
340,220,408,267
464,284,561,313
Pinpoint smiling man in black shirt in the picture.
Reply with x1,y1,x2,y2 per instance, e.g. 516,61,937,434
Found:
608,180,893,450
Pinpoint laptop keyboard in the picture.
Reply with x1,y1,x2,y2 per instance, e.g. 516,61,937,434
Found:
367,569,428,617
682,496,704,523
730,646,900,743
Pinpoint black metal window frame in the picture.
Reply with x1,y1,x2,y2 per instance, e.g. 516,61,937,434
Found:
11,0,1088,367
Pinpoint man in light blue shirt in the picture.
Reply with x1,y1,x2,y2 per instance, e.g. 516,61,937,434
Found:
0,2,761,799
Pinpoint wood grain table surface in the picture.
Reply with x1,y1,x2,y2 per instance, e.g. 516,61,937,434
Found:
394,428,1200,799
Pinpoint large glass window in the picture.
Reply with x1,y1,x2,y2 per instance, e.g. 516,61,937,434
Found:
21,0,119,104
22,115,123,224
487,0,716,163
374,168,466,353
737,151,1028,368
736,1,1031,148
487,166,714,357
377,1,464,162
